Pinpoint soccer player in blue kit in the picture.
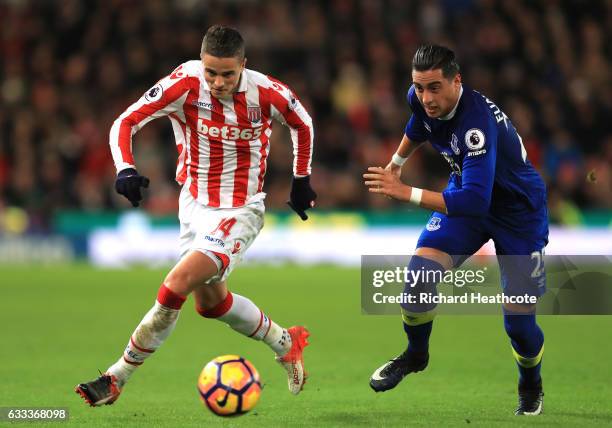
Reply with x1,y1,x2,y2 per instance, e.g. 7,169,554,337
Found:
364,45,548,415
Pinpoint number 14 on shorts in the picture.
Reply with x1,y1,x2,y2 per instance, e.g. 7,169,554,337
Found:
212,218,237,239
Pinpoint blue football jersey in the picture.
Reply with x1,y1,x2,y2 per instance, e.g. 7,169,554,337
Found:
404,85,546,222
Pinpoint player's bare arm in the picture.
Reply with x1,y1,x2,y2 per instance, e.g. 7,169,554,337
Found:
364,135,448,215
364,167,447,213
384,134,423,177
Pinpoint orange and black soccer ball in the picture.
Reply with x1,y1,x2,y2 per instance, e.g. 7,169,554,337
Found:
197,355,262,417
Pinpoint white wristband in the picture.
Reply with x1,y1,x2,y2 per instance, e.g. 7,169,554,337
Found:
410,187,423,205
391,153,408,166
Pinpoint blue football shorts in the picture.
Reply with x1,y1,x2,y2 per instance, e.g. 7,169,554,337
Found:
416,206,549,298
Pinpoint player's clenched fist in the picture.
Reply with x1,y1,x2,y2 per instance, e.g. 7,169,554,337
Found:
287,176,317,220
115,168,150,207
363,166,412,202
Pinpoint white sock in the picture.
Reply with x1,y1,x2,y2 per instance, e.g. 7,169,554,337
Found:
107,301,180,386
263,322,292,356
214,293,292,355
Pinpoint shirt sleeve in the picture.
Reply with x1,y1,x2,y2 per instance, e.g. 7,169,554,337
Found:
109,64,191,173
404,115,429,143
267,77,314,177
442,116,498,217
403,86,428,143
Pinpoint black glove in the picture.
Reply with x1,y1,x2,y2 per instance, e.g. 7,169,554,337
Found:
287,176,317,221
115,168,150,207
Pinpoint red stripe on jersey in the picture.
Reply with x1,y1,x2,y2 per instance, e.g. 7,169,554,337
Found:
170,113,188,184
117,81,187,166
268,89,312,176
207,96,225,207
257,86,272,192
257,131,271,192
183,80,200,199
232,93,251,207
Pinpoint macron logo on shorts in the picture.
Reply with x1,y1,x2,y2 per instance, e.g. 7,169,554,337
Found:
204,235,225,248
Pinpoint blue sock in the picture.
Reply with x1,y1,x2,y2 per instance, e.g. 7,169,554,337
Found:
399,255,442,358
403,320,433,356
503,313,544,388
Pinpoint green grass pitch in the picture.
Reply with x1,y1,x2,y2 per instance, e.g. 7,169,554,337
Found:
1,264,611,427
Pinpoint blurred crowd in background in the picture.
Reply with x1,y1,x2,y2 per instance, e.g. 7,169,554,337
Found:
0,0,610,233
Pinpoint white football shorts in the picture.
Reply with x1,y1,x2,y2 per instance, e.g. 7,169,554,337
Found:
178,185,265,283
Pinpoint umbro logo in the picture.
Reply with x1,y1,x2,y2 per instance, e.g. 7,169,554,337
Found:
192,100,214,109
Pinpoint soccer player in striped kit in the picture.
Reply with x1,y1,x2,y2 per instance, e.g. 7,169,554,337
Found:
76,25,316,406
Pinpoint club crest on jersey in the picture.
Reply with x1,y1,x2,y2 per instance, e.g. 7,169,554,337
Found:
465,128,485,150
144,83,163,102
247,106,261,124
450,133,460,155
426,216,442,231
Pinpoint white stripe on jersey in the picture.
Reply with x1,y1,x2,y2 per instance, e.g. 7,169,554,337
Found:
195,88,213,205
217,97,238,207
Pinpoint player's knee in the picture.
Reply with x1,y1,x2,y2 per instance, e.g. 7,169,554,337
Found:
414,247,453,270
164,269,203,295
503,302,536,314
400,255,445,313
164,251,224,295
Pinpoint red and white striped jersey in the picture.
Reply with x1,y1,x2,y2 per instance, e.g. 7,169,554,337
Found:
109,60,313,208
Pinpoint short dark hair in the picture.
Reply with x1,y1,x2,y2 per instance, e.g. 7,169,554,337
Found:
201,25,245,59
412,45,459,79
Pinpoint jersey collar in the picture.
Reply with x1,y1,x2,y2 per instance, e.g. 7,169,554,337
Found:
438,85,463,121
236,69,248,92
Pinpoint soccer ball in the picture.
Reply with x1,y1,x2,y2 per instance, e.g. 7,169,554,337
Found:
197,355,262,417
